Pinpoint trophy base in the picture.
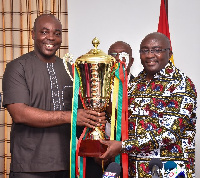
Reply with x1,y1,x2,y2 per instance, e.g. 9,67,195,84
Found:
78,139,108,157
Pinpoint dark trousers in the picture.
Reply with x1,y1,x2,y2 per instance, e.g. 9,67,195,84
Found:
9,170,69,178
86,157,103,178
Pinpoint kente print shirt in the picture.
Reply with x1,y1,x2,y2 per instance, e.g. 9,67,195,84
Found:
125,61,197,178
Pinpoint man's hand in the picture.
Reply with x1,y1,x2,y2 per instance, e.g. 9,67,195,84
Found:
99,140,122,160
76,109,106,128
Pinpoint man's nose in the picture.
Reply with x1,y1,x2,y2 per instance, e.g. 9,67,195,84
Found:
47,32,55,40
114,54,120,61
146,51,155,57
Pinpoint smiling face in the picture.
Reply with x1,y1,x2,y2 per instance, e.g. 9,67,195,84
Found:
140,33,171,81
32,15,62,62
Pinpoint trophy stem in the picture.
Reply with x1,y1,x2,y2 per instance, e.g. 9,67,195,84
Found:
89,126,104,140
102,160,104,172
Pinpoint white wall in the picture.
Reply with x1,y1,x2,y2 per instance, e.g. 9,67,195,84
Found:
68,0,200,176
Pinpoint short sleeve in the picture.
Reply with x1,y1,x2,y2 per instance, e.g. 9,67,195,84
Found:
2,60,30,107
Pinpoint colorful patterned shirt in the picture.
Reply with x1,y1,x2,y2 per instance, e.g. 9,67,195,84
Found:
125,61,197,178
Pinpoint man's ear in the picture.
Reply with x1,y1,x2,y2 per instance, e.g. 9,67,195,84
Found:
31,29,35,40
127,57,134,75
129,57,134,66
131,57,134,62
169,50,173,59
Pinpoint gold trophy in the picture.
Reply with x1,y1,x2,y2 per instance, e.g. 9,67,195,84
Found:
75,37,116,157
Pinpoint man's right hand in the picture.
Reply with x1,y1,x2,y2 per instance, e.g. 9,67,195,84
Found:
76,109,106,128
99,140,122,160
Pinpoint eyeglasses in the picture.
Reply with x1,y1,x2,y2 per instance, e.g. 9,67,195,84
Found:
139,48,170,55
110,52,128,57
109,52,118,57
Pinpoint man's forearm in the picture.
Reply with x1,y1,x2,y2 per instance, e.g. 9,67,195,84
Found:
7,103,71,128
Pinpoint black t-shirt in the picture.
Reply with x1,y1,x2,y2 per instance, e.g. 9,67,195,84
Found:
3,51,74,172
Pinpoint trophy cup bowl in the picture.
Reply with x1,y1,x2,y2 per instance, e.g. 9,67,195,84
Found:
75,37,116,157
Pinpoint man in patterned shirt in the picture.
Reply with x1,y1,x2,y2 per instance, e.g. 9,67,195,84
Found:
100,32,197,178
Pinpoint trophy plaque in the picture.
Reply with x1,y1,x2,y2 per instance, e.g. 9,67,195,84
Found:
75,37,116,157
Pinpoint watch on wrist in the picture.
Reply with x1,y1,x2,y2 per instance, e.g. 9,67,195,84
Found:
121,140,126,153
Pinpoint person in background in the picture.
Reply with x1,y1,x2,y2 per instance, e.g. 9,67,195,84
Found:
100,32,197,178
106,40,135,138
108,41,134,80
2,14,106,178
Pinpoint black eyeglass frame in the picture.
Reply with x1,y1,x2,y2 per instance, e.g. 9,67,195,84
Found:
139,48,170,54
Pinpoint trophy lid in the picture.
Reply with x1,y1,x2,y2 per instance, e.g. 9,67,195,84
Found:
75,37,116,64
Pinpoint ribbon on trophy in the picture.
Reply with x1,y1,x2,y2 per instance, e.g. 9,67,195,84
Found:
112,61,128,178
119,61,129,178
70,66,79,178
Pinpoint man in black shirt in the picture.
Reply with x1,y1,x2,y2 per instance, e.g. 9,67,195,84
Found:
2,14,106,178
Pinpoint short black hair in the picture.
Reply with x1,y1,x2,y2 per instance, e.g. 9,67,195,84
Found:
33,14,59,32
